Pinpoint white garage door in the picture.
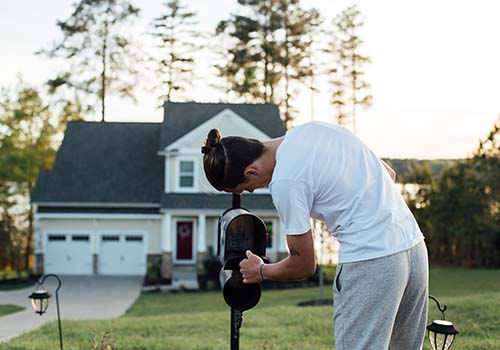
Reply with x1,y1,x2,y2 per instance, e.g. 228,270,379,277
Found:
98,234,146,275
44,234,92,275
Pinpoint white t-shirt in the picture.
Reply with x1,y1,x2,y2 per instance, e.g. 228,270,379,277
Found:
269,121,424,263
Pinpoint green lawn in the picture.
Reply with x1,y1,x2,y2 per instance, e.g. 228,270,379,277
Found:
0,305,24,317
2,268,500,350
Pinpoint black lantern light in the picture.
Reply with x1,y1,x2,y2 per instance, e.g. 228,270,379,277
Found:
427,295,459,350
28,274,64,350
28,289,51,315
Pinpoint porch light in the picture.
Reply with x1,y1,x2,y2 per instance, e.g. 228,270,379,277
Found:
28,274,64,350
427,295,459,350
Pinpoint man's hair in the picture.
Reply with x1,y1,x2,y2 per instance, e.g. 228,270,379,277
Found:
201,129,264,191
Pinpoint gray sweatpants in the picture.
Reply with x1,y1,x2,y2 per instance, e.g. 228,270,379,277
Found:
333,241,429,350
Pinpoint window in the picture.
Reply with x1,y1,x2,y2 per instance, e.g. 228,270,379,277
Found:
264,221,273,249
72,235,89,241
179,160,194,188
126,235,143,242
102,235,120,242
48,235,66,242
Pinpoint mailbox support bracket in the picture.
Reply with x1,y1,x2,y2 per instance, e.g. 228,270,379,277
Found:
231,193,242,350
231,308,243,350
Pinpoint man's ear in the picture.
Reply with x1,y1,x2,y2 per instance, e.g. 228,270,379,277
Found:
243,163,260,178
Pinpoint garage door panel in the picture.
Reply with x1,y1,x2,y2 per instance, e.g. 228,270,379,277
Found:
44,234,92,275
99,234,146,275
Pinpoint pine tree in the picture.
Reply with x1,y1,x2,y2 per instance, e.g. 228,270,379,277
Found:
475,115,500,158
215,12,269,103
150,0,199,103
276,0,321,127
215,0,320,127
327,5,372,134
39,0,141,122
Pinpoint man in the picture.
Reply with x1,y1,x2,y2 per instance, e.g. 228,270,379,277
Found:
201,121,428,350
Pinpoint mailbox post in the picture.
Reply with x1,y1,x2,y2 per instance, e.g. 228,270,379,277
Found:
218,193,268,350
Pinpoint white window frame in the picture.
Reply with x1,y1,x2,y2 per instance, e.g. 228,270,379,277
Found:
175,157,198,192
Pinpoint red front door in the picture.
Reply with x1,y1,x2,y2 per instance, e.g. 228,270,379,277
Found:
176,221,193,260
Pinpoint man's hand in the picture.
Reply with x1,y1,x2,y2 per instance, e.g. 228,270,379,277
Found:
240,250,264,284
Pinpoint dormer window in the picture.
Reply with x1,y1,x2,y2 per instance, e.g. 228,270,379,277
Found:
175,157,198,192
180,160,194,188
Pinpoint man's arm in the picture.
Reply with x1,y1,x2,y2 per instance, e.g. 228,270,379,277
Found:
381,159,396,182
240,230,316,283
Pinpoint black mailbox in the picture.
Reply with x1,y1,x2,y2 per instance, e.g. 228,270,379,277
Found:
218,207,268,311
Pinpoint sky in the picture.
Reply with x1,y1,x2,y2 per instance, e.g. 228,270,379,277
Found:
1,0,499,159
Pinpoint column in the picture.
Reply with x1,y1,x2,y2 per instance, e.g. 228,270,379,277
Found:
197,213,207,253
197,213,207,276
161,212,173,280
161,212,172,252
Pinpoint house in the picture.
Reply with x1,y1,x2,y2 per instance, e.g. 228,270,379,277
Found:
31,102,287,287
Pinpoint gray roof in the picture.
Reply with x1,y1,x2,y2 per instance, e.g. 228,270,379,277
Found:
32,121,164,204
161,193,276,210
160,102,285,149
32,103,283,211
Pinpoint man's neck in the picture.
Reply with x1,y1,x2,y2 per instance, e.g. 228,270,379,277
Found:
261,137,284,185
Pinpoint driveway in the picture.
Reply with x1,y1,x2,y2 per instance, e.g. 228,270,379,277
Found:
0,275,143,343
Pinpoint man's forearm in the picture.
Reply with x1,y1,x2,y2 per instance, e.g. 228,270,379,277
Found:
261,254,316,281
240,230,316,284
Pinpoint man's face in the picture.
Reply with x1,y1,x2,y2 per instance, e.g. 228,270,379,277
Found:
224,178,259,194
223,162,268,194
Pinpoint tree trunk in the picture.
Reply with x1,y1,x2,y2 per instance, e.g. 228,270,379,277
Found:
101,16,109,122
25,184,34,271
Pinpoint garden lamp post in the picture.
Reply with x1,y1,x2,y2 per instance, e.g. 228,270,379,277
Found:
427,295,459,350
28,274,63,350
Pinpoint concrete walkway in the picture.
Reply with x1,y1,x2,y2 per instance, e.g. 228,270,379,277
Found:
0,275,143,343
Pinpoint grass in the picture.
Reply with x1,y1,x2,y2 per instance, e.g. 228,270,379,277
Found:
0,305,25,317
2,267,500,350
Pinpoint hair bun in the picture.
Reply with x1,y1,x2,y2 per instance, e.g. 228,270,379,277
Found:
201,129,221,154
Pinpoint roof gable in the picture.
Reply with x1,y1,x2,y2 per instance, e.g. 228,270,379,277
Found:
165,108,272,151
160,102,285,149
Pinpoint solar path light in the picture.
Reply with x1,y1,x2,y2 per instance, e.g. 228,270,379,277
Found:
427,295,459,350
218,193,268,350
28,274,64,350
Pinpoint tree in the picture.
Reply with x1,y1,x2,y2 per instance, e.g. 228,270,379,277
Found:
326,5,372,134
0,83,82,273
215,11,271,103
215,0,321,127
150,0,199,103
276,0,321,127
400,160,434,249
39,0,141,122
475,115,500,158
426,118,500,267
